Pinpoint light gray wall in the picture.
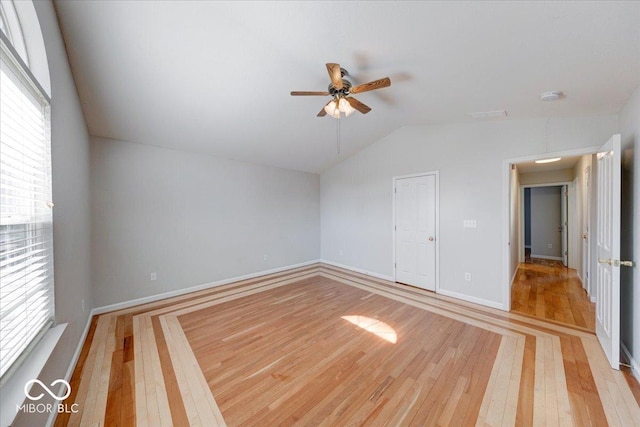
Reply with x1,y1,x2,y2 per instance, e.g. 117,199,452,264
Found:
619,85,639,374
91,136,320,307
10,1,93,426
530,186,562,258
320,115,617,308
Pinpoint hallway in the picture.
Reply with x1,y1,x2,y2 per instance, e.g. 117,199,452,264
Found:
511,258,595,330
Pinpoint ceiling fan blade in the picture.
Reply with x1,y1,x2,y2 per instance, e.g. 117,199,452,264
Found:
346,97,372,114
326,63,343,90
349,77,391,94
291,91,330,96
317,100,333,117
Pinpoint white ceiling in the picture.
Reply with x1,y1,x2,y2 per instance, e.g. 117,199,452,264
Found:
54,1,640,173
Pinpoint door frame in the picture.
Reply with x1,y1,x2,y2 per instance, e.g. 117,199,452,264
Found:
502,146,599,311
582,166,592,297
392,171,440,292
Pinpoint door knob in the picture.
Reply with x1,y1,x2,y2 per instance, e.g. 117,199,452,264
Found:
428,236,435,242
599,259,635,267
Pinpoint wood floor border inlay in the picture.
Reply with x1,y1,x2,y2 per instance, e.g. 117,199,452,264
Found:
54,263,640,427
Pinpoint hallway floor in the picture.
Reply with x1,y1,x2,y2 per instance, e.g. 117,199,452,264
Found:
511,258,595,331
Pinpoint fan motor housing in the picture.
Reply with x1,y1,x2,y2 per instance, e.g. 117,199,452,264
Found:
328,79,352,96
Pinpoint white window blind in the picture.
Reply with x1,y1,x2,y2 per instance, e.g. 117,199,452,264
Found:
0,39,53,380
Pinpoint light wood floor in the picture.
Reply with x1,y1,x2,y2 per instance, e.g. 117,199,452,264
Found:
55,264,640,426
511,259,595,330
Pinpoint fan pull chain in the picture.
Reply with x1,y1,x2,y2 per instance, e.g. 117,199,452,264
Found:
337,116,341,154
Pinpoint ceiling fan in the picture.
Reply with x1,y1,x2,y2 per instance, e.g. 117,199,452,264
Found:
291,63,391,118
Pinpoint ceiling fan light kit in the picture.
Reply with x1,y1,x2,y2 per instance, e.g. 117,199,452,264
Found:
291,63,391,119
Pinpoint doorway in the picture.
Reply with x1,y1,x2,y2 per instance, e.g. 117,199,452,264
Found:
507,152,597,330
393,172,439,291
523,185,568,265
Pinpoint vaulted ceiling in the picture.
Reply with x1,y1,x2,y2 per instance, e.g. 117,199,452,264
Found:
54,1,640,173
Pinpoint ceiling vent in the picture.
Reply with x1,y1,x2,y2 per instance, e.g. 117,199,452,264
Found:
540,91,563,101
469,110,508,119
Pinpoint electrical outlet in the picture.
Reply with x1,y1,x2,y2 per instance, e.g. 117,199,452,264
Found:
463,220,477,228
263,254,268,261
548,244,553,248
150,272,157,281
465,273,472,281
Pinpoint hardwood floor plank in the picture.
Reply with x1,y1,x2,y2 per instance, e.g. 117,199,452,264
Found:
55,263,639,427
104,349,123,427
512,260,595,331
54,315,98,427
162,315,226,426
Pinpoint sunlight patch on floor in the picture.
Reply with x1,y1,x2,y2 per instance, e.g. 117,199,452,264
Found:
341,315,397,343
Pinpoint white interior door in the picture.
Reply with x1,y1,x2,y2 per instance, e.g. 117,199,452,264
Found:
596,134,621,370
561,185,568,266
395,174,436,291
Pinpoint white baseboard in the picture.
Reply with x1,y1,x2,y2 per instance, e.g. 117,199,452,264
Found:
48,259,321,426
621,342,640,382
510,268,518,288
319,259,394,282
63,311,96,382
321,260,505,311
46,312,95,427
437,288,506,311
530,254,563,261
93,259,321,315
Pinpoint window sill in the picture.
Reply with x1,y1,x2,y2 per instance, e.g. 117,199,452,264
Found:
0,323,67,427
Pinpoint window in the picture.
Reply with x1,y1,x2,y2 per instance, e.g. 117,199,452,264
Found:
0,32,53,380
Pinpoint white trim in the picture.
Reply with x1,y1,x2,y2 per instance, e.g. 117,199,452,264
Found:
391,171,440,292
503,145,601,311
62,312,94,383
621,342,640,383
520,185,525,263
590,296,596,303
48,260,320,426
0,323,67,427
523,181,573,188
511,267,519,288
530,254,563,261
92,260,320,315
45,312,95,427
437,288,506,311
320,259,394,281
